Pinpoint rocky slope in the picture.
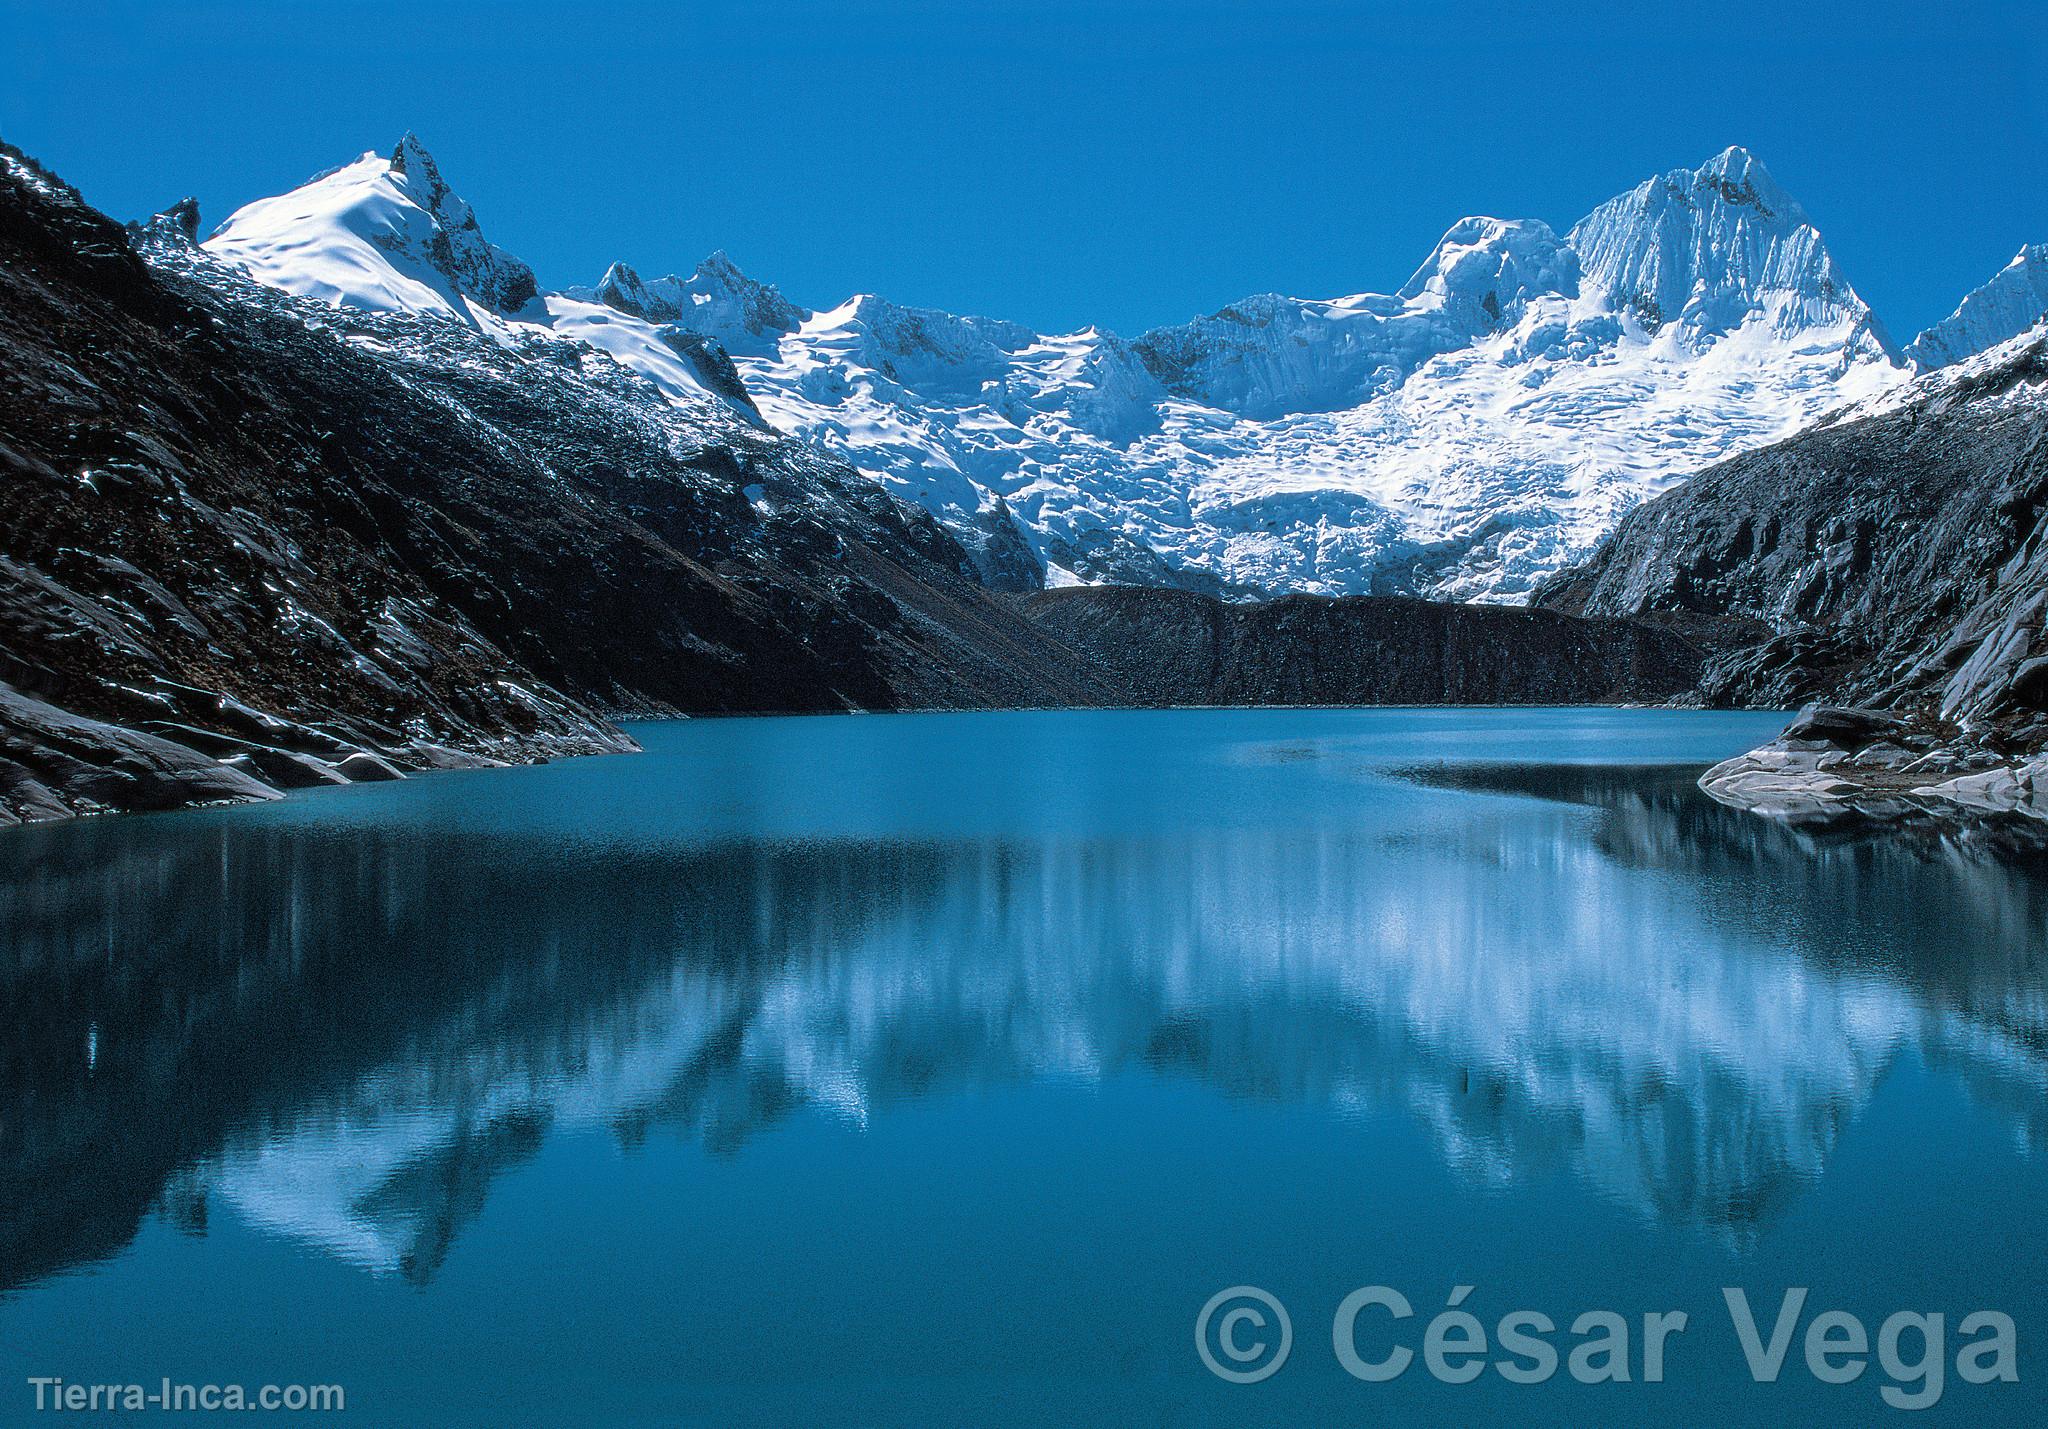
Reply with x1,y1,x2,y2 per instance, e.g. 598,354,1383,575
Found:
1536,329,2048,820
0,139,1123,824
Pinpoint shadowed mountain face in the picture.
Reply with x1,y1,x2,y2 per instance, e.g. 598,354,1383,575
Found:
1537,333,2048,747
7,714,2047,1291
0,138,1139,824
1019,586,1704,706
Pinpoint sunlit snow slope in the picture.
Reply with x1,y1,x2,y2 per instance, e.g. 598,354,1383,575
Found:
1907,245,2048,371
204,135,762,422
207,141,2044,602
574,147,1906,600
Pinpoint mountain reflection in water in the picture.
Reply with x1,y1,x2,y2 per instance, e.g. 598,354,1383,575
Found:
4,713,2047,1293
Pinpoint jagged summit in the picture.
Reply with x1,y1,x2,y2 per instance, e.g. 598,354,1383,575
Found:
570,250,808,352
189,135,1919,603
194,136,773,417
586,260,671,321
387,131,444,194
1396,216,1580,330
1700,145,1806,220
1565,146,1891,354
134,196,201,246
1908,243,2048,369
203,133,537,317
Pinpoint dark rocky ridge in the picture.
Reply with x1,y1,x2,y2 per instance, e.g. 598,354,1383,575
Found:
1020,586,1704,705
1536,333,2048,819
1536,333,2048,731
0,140,1712,826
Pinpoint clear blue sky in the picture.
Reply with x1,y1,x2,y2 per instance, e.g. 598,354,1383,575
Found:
3,0,2044,341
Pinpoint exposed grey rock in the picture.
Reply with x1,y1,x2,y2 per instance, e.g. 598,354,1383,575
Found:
1699,734,1864,817
1897,749,1973,776
1695,703,2042,824
1018,586,1706,706
1917,764,2043,814
0,681,279,824
1780,705,1916,750
334,752,405,783
223,748,349,790
396,743,510,772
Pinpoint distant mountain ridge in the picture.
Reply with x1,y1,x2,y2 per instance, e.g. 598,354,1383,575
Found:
197,138,2047,605
566,145,1915,601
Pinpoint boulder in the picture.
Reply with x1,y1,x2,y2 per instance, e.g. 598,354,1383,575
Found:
1920,766,2027,811
1778,705,1914,751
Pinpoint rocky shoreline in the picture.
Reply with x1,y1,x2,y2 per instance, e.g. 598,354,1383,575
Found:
1540,328,2048,832
1699,705,2048,827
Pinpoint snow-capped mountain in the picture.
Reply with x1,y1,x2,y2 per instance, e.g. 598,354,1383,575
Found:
205,140,1918,601
1908,244,2048,369
204,135,762,421
582,147,1906,599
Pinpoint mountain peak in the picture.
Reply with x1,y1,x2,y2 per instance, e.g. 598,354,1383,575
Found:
697,249,744,280
589,261,676,322
384,134,472,231
575,251,807,349
684,254,809,344
1907,241,2048,368
139,196,201,245
1566,146,1885,353
1692,145,1806,227
389,131,436,177
1588,146,1803,230
386,133,458,212
204,133,538,318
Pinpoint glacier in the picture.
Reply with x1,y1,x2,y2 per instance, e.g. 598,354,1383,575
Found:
571,146,1909,601
200,139,2047,603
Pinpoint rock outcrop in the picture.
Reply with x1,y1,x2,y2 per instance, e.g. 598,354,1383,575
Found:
1538,331,2048,820
1695,702,2048,827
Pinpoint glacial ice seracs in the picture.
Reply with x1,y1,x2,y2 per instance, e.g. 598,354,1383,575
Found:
202,139,2047,603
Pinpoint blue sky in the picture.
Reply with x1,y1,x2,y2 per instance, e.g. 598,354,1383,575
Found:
3,0,2043,340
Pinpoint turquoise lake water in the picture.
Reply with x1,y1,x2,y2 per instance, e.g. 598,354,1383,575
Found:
4,708,2047,1425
